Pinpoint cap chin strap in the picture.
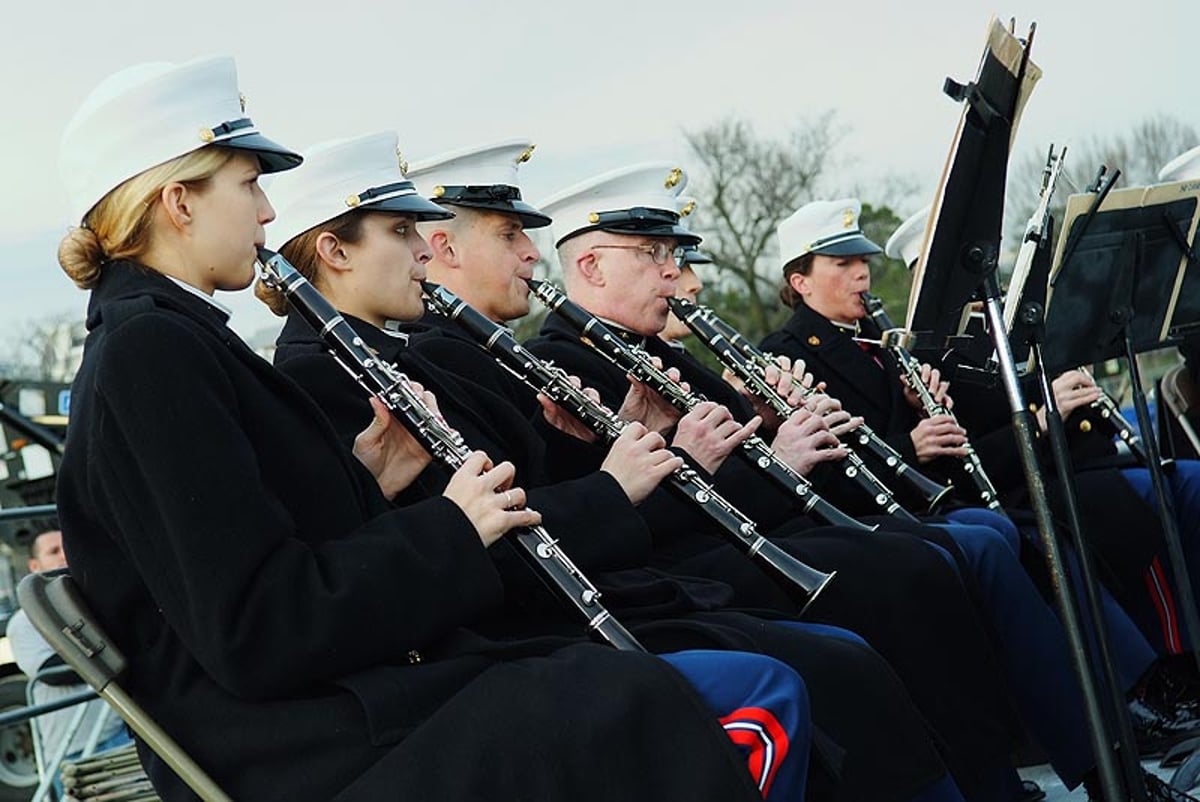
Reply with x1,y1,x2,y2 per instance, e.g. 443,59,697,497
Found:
589,206,678,228
348,181,420,208
808,229,865,254
436,184,522,202
203,117,257,144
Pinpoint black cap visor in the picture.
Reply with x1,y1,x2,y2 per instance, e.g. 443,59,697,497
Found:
557,207,702,247
369,194,456,222
441,198,551,229
810,233,883,258
224,131,304,174
432,184,551,229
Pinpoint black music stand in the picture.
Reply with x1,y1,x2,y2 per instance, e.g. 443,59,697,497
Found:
904,17,1141,800
1044,180,1200,681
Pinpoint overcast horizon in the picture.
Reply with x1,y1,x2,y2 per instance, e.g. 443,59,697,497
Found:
2,0,1194,350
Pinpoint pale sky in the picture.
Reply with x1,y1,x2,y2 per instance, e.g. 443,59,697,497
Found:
1,0,1193,347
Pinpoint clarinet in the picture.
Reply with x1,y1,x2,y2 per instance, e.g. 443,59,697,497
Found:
1081,370,1150,466
422,281,838,612
670,297,952,518
862,293,1006,513
525,279,883,531
255,248,644,652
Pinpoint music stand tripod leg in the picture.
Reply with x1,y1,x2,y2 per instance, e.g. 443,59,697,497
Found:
983,274,1141,801
1029,336,1148,798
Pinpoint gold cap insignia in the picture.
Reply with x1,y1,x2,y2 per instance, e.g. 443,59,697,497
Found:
346,194,361,208
807,335,821,346
679,200,697,218
198,128,215,143
588,211,601,223
433,185,446,198
239,93,247,113
1079,420,1092,433
842,208,855,228
518,144,536,163
665,167,682,189
397,147,409,175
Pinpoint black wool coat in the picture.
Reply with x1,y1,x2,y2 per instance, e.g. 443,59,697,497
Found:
55,262,767,802
275,310,960,800
528,310,1025,797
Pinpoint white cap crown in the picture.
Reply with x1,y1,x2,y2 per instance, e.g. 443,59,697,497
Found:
777,198,882,270
884,205,932,268
1158,145,1200,183
539,162,698,246
404,139,549,227
59,54,299,224
676,195,713,265
266,131,451,249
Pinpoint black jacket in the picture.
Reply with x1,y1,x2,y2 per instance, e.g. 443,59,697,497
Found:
55,262,765,802
762,299,1166,621
527,308,1024,796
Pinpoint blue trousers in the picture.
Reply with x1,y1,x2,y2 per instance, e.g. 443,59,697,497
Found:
662,649,810,801
948,509,1156,685
937,510,1154,789
665,629,966,802
1122,459,1200,653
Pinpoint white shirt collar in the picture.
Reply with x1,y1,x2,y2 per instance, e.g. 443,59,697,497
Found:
380,321,410,343
164,275,233,321
830,319,861,337
596,315,647,344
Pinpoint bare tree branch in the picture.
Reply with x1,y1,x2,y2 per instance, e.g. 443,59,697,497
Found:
684,114,842,340
1004,114,1198,270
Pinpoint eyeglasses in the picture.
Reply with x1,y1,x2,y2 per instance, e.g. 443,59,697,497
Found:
590,241,685,267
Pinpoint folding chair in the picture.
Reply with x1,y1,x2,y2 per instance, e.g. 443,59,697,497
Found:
59,741,157,802
26,664,100,802
1160,364,1200,460
17,570,232,802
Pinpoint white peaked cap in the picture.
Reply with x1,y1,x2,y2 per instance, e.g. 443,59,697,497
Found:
59,54,300,224
884,205,932,268
539,162,700,247
1158,145,1200,183
777,198,882,270
676,196,713,265
266,131,452,250
404,139,550,228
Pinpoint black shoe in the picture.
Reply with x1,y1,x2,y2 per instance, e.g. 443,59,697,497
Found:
1020,779,1046,801
1087,769,1200,800
1131,663,1200,756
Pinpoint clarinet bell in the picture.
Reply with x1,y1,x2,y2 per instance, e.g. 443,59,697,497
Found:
796,565,837,617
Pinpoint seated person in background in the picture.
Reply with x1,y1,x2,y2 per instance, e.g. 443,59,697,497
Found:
8,525,131,791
